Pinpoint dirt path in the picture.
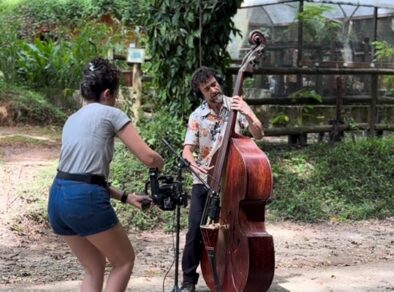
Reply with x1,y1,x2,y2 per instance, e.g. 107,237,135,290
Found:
0,127,393,292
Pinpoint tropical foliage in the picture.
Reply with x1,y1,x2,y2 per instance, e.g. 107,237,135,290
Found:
138,0,242,115
297,4,342,44
372,40,394,94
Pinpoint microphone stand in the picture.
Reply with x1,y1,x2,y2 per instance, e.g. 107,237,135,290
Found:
172,157,187,292
161,138,213,292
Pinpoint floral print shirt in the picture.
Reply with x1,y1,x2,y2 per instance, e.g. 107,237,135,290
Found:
184,96,248,184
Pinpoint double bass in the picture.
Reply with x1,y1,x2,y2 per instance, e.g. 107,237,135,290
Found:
200,31,275,292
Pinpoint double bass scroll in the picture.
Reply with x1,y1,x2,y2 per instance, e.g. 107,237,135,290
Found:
200,30,275,292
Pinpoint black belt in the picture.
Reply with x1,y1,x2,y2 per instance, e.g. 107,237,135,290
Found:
56,170,108,188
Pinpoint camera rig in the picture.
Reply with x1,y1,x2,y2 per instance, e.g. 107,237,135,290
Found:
143,137,218,292
145,167,188,211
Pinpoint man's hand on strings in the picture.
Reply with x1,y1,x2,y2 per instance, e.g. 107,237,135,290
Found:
231,95,253,117
191,164,213,176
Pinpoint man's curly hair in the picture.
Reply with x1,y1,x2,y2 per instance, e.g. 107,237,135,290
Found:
191,66,221,94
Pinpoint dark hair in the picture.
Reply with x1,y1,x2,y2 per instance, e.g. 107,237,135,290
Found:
191,67,224,99
191,67,219,93
80,57,119,102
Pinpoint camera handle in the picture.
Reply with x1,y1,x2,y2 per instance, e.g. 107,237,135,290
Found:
161,138,216,292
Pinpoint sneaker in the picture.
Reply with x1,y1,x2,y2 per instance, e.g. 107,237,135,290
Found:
180,283,195,292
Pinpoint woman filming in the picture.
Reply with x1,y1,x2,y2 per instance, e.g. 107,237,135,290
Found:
47,57,164,292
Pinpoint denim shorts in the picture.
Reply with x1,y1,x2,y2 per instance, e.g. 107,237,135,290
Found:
48,178,119,236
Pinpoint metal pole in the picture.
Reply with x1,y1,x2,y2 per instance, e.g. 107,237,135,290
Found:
199,0,203,67
296,0,304,89
369,7,379,137
172,204,181,291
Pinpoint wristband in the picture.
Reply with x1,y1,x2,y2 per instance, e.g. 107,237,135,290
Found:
120,191,128,204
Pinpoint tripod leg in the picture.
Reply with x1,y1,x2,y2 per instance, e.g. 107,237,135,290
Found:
173,205,181,290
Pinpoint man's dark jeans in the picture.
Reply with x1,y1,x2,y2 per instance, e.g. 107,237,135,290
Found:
181,184,208,285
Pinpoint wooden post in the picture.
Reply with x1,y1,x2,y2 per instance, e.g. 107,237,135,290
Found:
369,74,378,137
288,0,307,146
296,0,304,90
278,49,285,95
362,37,371,95
330,76,344,142
287,0,308,146
132,63,142,124
371,7,378,63
335,76,343,127
316,45,322,93
369,7,379,137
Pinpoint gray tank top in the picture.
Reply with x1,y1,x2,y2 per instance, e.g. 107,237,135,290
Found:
58,103,130,178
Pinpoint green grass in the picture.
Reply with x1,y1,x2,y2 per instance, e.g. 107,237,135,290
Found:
109,135,394,228
0,84,67,126
0,134,56,146
4,134,394,231
264,135,394,222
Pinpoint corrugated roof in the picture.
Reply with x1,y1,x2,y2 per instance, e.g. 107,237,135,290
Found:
241,0,394,9
240,0,394,25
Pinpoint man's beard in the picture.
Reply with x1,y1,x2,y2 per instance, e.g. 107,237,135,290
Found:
211,92,223,104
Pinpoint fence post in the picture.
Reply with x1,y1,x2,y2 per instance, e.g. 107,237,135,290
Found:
368,74,378,137
132,63,142,124
296,0,304,90
330,76,344,142
368,7,379,137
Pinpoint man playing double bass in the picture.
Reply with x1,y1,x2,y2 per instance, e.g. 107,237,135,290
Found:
181,66,264,292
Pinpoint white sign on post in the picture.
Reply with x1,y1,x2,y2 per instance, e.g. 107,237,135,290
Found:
127,43,145,64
